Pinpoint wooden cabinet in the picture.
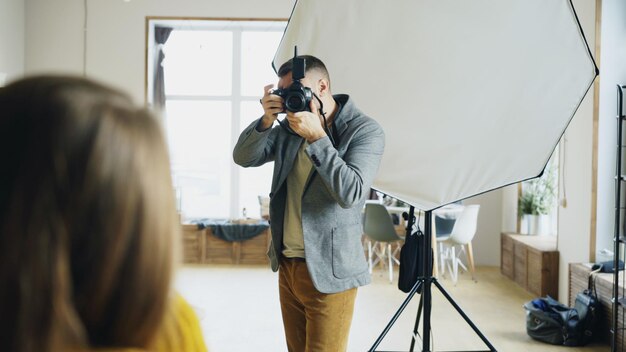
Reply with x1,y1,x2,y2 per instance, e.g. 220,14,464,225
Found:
500,233,559,297
182,224,205,263
514,241,528,288
500,233,514,277
181,224,271,265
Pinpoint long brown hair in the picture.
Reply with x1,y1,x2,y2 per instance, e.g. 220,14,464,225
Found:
0,76,179,351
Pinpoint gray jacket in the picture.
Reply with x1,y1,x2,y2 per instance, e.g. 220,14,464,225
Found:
233,94,385,293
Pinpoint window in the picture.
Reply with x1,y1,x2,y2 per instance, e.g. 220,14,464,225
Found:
148,19,286,220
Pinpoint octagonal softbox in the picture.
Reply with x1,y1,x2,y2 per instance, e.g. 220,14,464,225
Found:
273,0,597,211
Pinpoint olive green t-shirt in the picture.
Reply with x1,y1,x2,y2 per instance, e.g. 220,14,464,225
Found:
282,141,313,258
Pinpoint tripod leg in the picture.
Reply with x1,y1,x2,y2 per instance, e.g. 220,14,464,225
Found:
372,208,495,352
409,293,424,352
432,279,497,351
368,280,423,352
422,213,433,352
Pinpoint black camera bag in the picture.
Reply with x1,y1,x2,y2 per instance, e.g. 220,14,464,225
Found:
524,271,599,346
570,274,599,346
398,228,432,293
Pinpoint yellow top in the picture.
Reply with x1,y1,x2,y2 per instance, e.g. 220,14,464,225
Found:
90,294,208,352
150,294,208,352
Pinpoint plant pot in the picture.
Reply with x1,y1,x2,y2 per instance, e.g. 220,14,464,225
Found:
522,214,541,235
536,214,550,235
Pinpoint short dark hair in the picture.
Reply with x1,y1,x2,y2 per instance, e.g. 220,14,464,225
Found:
277,55,330,84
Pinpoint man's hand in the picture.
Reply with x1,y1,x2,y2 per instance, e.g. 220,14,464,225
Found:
258,84,283,131
286,106,327,143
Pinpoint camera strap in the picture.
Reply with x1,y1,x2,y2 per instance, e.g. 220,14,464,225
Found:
277,118,300,137
314,93,338,149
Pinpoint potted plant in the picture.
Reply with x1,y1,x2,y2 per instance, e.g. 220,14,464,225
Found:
519,158,558,235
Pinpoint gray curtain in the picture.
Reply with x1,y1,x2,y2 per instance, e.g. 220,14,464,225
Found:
153,26,174,110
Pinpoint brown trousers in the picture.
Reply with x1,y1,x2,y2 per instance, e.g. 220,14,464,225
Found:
278,258,357,352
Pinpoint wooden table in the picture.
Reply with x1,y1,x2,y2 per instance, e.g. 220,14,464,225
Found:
181,223,271,265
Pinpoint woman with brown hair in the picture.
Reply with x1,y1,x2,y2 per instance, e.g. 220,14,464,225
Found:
0,76,207,352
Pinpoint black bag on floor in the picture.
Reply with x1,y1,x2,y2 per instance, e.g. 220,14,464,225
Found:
524,296,573,345
524,273,599,346
571,274,599,345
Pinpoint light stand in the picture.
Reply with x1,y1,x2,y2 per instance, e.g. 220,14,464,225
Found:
368,206,497,352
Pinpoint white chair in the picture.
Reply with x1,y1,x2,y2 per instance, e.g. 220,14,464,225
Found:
438,204,480,285
363,203,404,283
431,204,463,278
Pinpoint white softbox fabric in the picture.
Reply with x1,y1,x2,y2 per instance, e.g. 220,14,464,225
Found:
273,0,597,211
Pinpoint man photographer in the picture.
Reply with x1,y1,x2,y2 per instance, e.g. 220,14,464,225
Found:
233,55,384,352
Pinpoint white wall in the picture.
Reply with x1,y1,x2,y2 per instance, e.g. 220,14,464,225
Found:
557,98,595,303
556,0,626,303
25,0,294,103
0,0,25,83
556,0,597,303
466,189,503,266
24,0,83,77
501,184,518,233
595,0,626,264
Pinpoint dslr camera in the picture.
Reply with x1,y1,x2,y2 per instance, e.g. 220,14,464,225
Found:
272,48,312,112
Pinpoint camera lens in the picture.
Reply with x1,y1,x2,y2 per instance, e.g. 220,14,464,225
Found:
286,94,306,112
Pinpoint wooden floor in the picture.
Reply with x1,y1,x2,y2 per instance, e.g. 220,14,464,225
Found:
174,265,610,352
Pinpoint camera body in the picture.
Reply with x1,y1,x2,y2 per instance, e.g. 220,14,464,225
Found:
272,54,312,112
272,81,312,113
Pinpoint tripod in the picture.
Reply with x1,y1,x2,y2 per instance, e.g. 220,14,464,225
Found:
368,206,497,352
